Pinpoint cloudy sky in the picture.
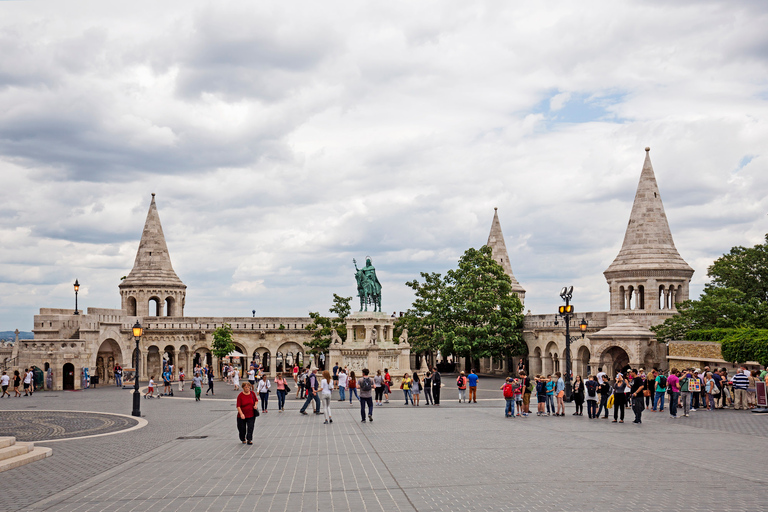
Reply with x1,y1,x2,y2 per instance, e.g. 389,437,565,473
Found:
1,1,767,331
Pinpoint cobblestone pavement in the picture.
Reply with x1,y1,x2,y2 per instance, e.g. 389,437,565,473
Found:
0,410,138,441
1,377,767,511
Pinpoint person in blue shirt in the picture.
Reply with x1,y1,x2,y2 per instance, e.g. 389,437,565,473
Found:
162,368,173,396
555,372,566,416
545,375,555,415
467,370,479,403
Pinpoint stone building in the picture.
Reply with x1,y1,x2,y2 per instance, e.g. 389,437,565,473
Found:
16,147,703,388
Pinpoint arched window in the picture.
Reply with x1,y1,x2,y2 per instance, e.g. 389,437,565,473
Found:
165,297,175,317
127,297,137,316
619,286,626,310
637,285,645,310
148,297,161,316
627,286,635,310
659,285,666,310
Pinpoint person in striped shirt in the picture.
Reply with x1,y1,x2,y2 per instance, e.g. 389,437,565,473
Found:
731,366,750,410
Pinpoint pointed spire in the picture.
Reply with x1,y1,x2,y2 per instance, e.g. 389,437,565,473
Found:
486,207,526,300
120,194,185,287
604,148,693,275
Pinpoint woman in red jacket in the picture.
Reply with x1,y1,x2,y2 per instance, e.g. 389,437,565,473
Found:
236,382,259,445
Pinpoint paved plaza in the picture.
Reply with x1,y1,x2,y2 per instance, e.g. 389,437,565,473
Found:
1,377,767,511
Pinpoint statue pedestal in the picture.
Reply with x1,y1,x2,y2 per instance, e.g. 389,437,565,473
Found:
327,312,412,385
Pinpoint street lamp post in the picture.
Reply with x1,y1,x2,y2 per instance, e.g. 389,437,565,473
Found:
73,280,80,315
555,286,588,401
131,321,143,417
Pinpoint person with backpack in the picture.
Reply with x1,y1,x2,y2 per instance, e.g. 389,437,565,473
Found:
500,377,519,417
358,369,374,422
535,375,547,416
585,375,599,418
457,371,468,403
431,367,441,405
653,371,667,412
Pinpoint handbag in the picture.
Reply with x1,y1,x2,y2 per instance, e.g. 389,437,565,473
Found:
284,384,291,393
606,394,615,409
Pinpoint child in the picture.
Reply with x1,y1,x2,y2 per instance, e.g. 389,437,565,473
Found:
501,377,515,417
513,378,524,416
145,376,155,399
178,368,185,392
536,375,547,416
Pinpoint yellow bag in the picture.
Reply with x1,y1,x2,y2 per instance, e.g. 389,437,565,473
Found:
607,394,614,409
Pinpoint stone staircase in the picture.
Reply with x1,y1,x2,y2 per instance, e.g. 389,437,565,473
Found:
0,436,52,473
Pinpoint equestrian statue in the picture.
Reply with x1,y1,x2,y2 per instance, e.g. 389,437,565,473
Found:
353,257,382,312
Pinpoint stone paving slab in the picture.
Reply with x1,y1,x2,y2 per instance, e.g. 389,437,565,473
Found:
1,378,768,511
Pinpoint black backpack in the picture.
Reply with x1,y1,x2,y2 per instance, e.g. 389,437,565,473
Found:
657,375,667,389
360,377,372,392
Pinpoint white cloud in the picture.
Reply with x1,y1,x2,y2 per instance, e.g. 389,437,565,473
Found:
1,0,768,329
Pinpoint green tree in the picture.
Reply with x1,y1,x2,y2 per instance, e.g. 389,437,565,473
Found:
395,272,447,360
211,323,235,359
652,234,768,342
441,246,526,365
304,294,352,355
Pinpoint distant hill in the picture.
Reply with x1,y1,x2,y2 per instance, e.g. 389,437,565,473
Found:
0,331,33,342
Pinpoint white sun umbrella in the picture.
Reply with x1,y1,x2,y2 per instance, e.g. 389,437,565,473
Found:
225,350,247,358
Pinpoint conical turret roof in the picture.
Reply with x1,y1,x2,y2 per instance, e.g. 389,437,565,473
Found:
120,194,185,288
604,148,693,276
487,208,526,297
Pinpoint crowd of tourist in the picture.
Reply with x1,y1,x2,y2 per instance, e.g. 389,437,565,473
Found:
0,368,35,397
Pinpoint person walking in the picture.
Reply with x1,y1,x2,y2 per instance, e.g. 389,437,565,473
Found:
1,371,10,398
320,370,334,424
457,371,467,403
629,369,645,424
612,375,627,423
337,369,347,402
297,367,306,399
412,372,421,406
555,372,565,416
300,369,320,415
236,382,258,445
257,374,271,413
13,370,21,397
467,369,479,404
23,368,32,396
232,368,241,391
206,366,214,395
177,367,185,392
358,369,374,422
348,370,359,404
275,373,288,412
192,372,203,401
431,367,442,406
401,372,413,405
423,370,434,405
248,367,256,389
374,370,385,406
383,369,392,403
145,376,155,398
572,375,585,416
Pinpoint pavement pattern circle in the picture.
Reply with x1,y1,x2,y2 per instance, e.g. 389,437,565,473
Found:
0,411,139,442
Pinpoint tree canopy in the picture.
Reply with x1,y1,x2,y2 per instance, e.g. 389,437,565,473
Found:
210,323,235,359
304,294,352,355
652,234,768,342
397,245,525,364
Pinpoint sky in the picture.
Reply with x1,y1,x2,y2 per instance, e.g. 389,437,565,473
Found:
1,0,767,332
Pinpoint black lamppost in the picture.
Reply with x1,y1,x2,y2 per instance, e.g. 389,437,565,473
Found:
555,286,588,401
73,280,80,315
131,321,143,417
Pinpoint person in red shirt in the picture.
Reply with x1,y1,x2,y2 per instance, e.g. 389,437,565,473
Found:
236,382,259,445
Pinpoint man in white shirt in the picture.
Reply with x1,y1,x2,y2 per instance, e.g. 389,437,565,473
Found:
0,371,10,397
596,368,607,385
24,369,34,396
337,370,348,402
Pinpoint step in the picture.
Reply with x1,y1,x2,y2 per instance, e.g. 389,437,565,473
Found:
0,437,15,449
0,442,32,461
0,446,52,473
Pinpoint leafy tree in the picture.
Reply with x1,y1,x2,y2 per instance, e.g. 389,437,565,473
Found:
305,294,352,355
211,323,235,359
441,246,526,365
686,328,768,366
651,234,768,342
395,272,447,354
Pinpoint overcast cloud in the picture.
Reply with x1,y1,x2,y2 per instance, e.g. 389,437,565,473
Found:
2,0,768,331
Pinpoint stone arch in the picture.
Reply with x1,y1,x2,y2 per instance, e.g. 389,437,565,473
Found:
599,346,630,379
530,346,543,375
126,296,137,316
637,285,645,310
278,342,303,373
543,341,559,376
63,362,75,390
576,345,591,377
165,296,175,317
275,351,284,373
96,339,122,385
619,286,626,310
163,345,176,375
147,345,161,380
253,347,271,373
148,296,162,317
